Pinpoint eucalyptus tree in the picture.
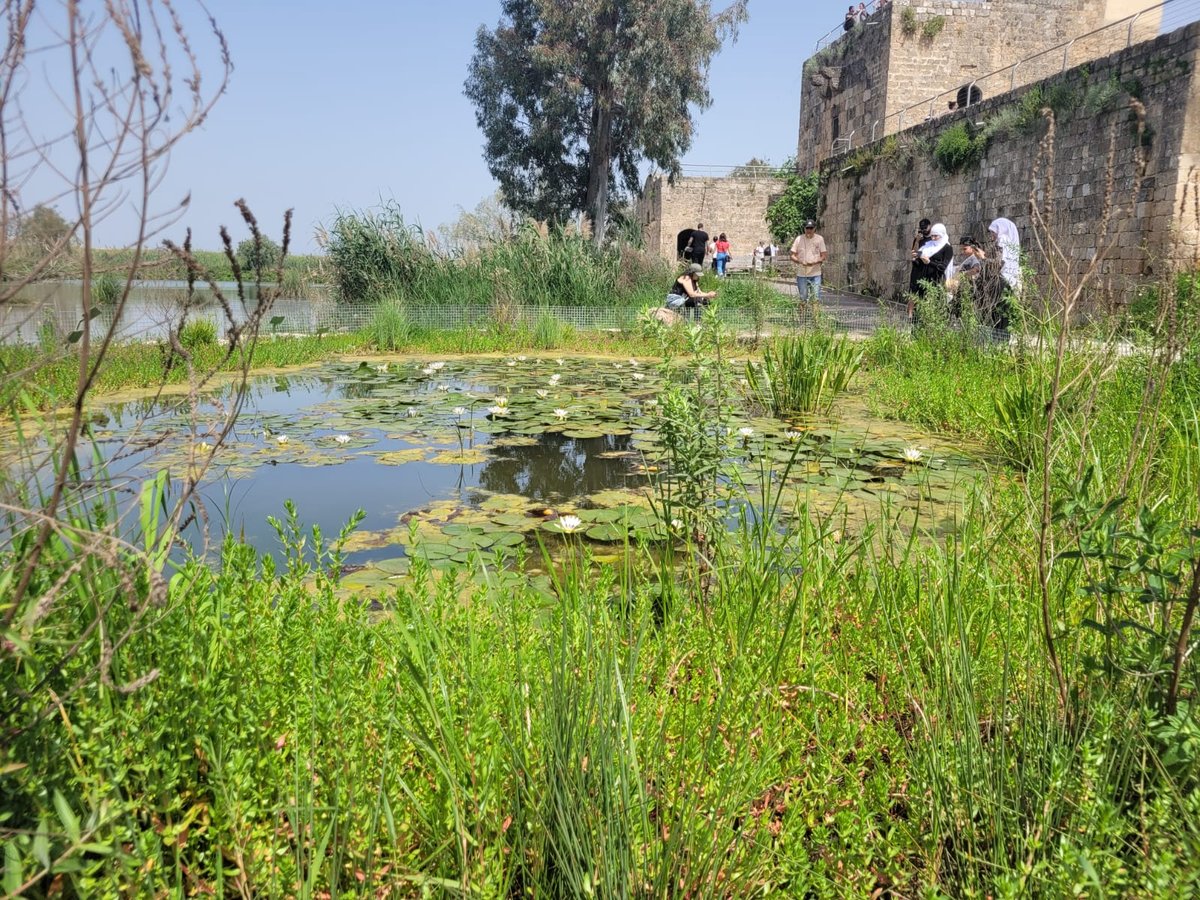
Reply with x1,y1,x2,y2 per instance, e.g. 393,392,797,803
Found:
465,0,748,244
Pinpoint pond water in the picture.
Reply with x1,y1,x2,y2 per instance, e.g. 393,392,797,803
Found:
1,281,327,345
63,354,985,592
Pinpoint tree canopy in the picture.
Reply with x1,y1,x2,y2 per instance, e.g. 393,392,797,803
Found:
465,0,747,243
765,171,821,244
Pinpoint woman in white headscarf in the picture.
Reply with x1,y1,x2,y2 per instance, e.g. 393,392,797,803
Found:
980,217,1022,335
907,222,953,319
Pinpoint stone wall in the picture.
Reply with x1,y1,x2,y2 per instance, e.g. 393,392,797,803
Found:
637,174,779,264
797,0,1164,172
815,23,1199,305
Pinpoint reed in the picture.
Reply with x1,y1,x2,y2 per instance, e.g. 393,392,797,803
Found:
746,329,863,416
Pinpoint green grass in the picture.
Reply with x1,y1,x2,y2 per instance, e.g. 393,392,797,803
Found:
3,311,1200,895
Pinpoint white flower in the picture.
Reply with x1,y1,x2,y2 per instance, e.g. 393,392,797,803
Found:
276,435,289,445
421,367,435,375
506,360,517,367
452,407,468,417
548,374,562,385
645,399,658,407
785,430,803,442
670,518,683,530
632,373,645,381
536,389,549,399
555,358,565,365
196,441,212,452
614,363,623,369
375,364,388,373
553,408,569,420
516,355,527,361
334,434,352,445
429,361,446,370
903,447,924,463
738,427,755,438
437,384,451,392
556,514,582,533
493,396,509,407
628,359,639,368
406,408,419,418
486,405,510,416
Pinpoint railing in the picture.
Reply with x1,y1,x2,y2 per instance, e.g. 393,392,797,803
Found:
813,0,893,55
675,164,785,179
819,0,1199,156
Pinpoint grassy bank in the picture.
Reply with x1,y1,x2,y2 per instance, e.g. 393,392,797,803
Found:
2,316,1199,895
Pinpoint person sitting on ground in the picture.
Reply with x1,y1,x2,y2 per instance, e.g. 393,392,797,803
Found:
665,263,717,316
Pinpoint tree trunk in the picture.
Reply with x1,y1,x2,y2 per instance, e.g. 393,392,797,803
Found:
585,84,613,247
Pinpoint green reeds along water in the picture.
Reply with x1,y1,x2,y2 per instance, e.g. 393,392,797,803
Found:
746,330,864,416
3,313,1200,894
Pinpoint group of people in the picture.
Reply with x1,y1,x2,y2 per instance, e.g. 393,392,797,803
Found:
663,213,1022,336
679,222,736,277
907,216,1022,334
843,1,889,31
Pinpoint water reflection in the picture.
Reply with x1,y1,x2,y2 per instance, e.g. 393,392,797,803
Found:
476,433,641,502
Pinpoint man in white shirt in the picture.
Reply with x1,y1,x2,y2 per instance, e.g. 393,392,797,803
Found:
789,220,828,312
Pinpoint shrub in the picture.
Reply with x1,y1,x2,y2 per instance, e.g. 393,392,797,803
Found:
179,318,217,351
368,294,413,351
934,121,986,173
900,6,917,35
921,15,945,39
765,171,820,244
236,236,281,277
326,202,429,303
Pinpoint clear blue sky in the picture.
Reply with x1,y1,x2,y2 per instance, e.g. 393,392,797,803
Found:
47,1,859,253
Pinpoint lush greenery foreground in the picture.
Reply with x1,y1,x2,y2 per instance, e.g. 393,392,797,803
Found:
3,301,1199,897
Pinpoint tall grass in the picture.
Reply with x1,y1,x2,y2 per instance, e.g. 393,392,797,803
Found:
366,293,413,351
746,330,864,416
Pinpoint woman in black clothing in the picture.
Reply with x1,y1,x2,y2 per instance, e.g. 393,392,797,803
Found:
665,263,717,317
907,223,952,319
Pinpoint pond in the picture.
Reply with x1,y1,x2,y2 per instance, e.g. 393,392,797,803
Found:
65,354,986,592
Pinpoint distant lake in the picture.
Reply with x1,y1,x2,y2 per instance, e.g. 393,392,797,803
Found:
1,280,334,345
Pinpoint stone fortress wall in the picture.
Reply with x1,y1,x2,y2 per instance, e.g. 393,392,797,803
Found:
637,174,779,266
797,0,1162,172
816,21,1199,303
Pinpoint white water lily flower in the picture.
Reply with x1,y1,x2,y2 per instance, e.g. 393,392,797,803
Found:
556,515,582,533
506,360,517,367
421,367,435,375
670,518,683,530
486,405,510,416
452,407,468,417
493,396,509,407
276,435,289,445
536,389,549,399
629,359,639,367
553,408,569,420
375,364,388,373
334,434,352,445
903,447,924,462
738,427,755,438
614,363,623,369
555,358,565,365
548,374,562,385
632,373,645,381
437,384,451,392
516,355,527,361
785,431,803,442
429,361,446,370
406,408,419,418
196,441,212,452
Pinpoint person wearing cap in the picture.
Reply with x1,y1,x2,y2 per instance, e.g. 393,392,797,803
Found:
664,263,717,318
789,220,827,312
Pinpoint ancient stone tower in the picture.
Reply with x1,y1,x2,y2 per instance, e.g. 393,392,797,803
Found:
797,0,1164,172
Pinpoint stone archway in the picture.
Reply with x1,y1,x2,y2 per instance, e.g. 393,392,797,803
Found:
675,228,694,260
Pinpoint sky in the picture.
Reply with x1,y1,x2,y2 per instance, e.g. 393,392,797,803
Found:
22,0,859,253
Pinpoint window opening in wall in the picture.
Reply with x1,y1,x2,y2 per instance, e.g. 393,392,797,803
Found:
957,84,983,107
832,107,841,140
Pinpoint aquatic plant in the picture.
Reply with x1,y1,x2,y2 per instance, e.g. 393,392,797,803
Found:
367,294,413,351
746,330,863,417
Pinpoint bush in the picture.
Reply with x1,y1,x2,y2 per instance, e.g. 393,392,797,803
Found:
934,122,987,173
236,236,281,277
921,15,945,39
765,171,820,245
368,294,413,351
326,202,428,303
92,273,121,305
746,330,863,416
179,318,217,351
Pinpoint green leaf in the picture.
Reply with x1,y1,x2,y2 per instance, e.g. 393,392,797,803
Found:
53,790,80,844
4,840,22,896
66,330,83,344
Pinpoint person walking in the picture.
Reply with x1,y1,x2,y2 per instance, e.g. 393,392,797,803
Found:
689,222,709,267
753,241,765,272
714,232,732,277
789,220,827,313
